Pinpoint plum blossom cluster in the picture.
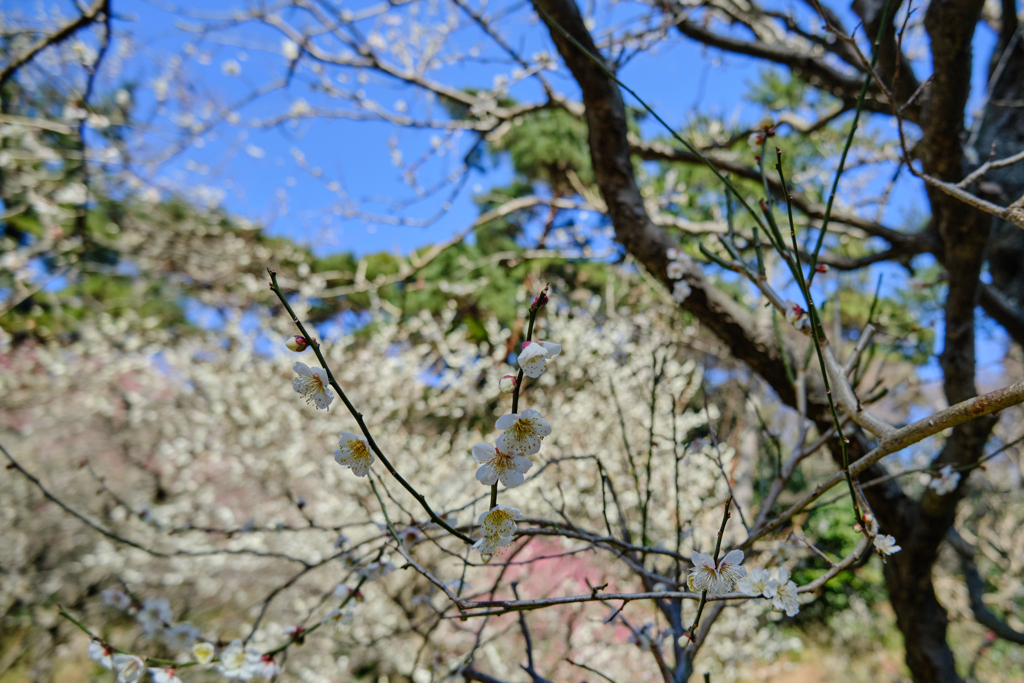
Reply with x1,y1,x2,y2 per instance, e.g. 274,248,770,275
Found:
687,549,747,597
666,248,692,303
472,293,560,557
737,567,801,617
87,591,285,682
928,465,961,495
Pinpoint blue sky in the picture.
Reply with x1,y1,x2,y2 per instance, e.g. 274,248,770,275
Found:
8,0,1003,261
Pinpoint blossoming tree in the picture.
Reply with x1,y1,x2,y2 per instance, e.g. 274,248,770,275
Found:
2,0,1024,681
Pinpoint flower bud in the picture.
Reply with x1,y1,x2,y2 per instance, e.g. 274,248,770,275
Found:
815,264,830,274
530,285,550,311
286,335,310,352
499,375,517,394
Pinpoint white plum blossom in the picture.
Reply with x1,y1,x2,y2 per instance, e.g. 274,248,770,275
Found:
473,504,524,555
516,340,561,378
494,409,551,456
928,465,961,495
251,655,281,678
360,559,397,580
136,597,171,637
192,642,216,664
335,431,375,476
293,362,334,409
164,622,200,650
874,534,901,555
102,588,131,610
784,299,808,328
672,280,692,303
334,583,354,600
218,639,259,679
498,374,517,394
764,568,800,616
112,654,146,683
667,260,687,279
89,640,114,668
281,39,300,60
687,549,746,596
736,567,772,597
221,59,241,76
150,668,182,683
471,443,532,488
329,608,355,626
398,524,423,548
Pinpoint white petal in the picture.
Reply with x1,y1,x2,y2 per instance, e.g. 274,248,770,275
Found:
495,414,519,431
512,455,533,473
472,443,495,463
538,341,561,358
475,464,497,485
777,567,789,584
501,470,525,488
293,361,311,376
691,551,714,569
719,549,744,568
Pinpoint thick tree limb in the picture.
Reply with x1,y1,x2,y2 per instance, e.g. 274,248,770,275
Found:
0,0,109,88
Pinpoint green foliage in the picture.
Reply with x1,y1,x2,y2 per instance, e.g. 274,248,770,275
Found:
491,108,593,195
792,502,888,619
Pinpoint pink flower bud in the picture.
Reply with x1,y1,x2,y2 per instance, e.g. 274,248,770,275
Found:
815,264,830,273
531,285,550,311
499,375,517,394
286,335,310,352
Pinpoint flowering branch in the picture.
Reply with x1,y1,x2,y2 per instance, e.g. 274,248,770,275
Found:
268,268,472,544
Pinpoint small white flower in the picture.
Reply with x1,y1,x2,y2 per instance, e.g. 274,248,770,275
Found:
283,625,304,638
251,655,280,678
398,525,423,548
764,568,799,616
667,260,686,279
928,465,961,496
218,639,258,680
748,131,766,150
498,374,517,394
149,668,182,683
687,549,746,597
874,534,901,556
335,431,375,476
471,443,532,488
221,59,241,76
611,348,628,366
516,340,562,378
102,589,132,611
192,642,216,664
334,583,354,599
784,299,806,324
495,409,551,456
473,505,524,555
736,567,772,597
329,608,355,625
136,597,171,638
667,247,682,260
672,280,692,303
112,654,146,683
89,640,114,668
164,622,200,650
281,39,300,60
293,362,334,409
